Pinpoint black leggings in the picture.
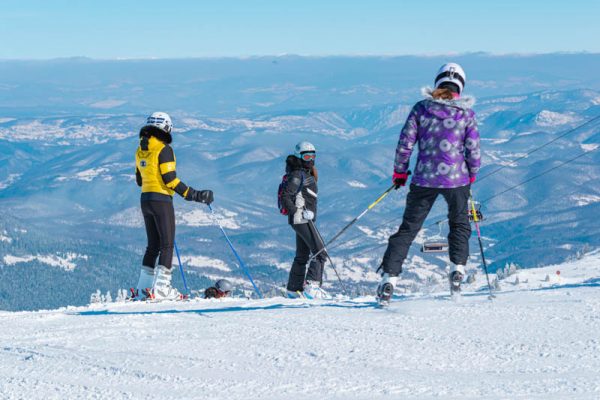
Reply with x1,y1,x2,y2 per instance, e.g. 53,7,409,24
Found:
141,200,175,270
381,184,471,276
287,222,327,292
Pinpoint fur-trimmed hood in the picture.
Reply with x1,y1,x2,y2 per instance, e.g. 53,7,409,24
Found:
139,125,172,144
420,87,476,110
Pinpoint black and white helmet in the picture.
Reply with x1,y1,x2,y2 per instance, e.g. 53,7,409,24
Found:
435,63,466,94
294,141,316,159
215,279,233,293
145,111,173,134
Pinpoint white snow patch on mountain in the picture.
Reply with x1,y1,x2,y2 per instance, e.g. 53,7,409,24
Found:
56,167,110,182
484,150,528,167
571,194,600,206
581,143,599,151
237,148,281,164
273,261,291,270
339,256,381,282
3,253,87,271
0,174,21,190
0,231,12,243
258,241,279,249
482,95,528,104
179,118,226,132
177,208,240,230
180,255,230,272
535,110,577,127
347,180,367,188
74,167,109,182
0,120,132,143
105,207,143,228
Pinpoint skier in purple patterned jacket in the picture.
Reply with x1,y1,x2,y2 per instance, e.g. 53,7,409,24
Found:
376,63,481,305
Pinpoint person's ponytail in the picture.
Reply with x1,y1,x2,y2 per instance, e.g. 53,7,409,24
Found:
431,87,455,100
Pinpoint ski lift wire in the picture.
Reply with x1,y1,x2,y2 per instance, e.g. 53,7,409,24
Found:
480,144,599,204
477,114,600,183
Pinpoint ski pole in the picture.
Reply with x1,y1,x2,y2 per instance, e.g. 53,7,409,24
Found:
207,204,263,299
309,178,407,262
308,219,348,295
174,241,190,297
470,190,495,300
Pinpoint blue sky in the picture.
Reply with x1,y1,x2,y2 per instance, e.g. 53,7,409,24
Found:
2,0,599,59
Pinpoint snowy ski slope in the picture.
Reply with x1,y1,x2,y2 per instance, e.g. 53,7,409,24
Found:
1,252,599,399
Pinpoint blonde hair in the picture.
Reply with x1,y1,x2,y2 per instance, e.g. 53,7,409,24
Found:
431,87,455,100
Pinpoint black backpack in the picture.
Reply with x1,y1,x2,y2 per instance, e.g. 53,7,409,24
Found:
277,173,303,215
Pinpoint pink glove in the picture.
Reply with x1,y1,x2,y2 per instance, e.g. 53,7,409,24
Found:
470,176,476,184
393,171,409,187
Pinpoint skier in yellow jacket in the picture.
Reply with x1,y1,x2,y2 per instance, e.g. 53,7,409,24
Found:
132,112,213,300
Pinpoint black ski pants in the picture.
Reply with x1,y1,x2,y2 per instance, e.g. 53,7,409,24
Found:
381,184,471,276
287,222,327,292
141,200,175,270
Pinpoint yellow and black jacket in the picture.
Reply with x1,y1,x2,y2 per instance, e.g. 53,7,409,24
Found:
135,131,190,202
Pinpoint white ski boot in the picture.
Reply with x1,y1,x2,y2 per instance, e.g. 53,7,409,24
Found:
376,273,397,307
151,265,183,301
129,265,155,301
303,281,332,300
449,263,466,297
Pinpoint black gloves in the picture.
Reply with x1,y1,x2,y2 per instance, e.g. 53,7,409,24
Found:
185,188,214,205
197,190,214,205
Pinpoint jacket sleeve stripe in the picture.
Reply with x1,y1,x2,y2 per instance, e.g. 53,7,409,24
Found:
165,177,181,190
173,181,189,196
159,161,177,175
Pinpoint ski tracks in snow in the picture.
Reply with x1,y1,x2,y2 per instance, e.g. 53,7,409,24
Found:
0,289,600,399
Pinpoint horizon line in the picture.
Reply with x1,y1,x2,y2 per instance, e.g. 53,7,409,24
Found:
0,51,599,62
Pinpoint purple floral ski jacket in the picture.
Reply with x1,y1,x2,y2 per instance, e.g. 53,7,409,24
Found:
394,89,481,188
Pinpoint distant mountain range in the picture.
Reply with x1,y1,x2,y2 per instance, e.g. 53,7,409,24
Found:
1,54,599,311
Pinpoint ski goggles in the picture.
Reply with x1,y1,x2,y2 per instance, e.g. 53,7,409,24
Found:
300,152,316,161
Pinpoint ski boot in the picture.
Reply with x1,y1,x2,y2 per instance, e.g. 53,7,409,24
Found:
151,265,183,301
128,288,153,301
376,273,397,307
286,289,306,299
128,265,155,301
303,281,332,300
449,263,466,297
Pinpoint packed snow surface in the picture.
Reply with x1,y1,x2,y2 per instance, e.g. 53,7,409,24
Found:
1,253,600,399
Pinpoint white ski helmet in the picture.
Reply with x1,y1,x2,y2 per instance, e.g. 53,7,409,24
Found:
435,63,466,94
294,141,316,158
215,279,233,293
145,111,173,134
